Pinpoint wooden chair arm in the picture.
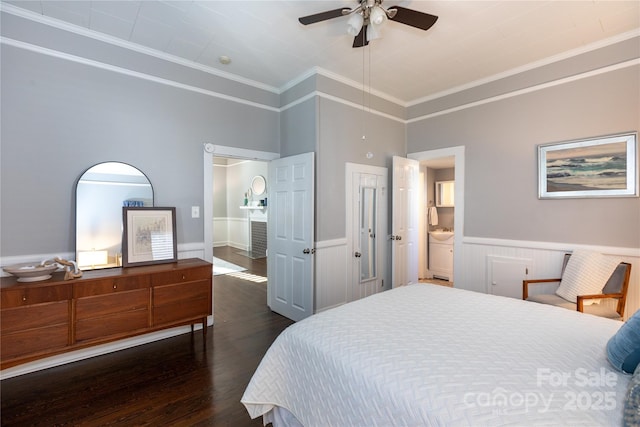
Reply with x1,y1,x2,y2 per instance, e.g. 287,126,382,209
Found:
522,278,561,300
576,293,623,312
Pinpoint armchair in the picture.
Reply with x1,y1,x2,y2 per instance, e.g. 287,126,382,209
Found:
523,253,631,320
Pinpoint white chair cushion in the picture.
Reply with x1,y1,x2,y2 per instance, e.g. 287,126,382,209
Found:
555,249,621,304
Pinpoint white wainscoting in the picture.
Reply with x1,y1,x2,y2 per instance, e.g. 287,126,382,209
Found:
212,217,248,250
458,237,640,321
314,238,349,313
213,217,229,247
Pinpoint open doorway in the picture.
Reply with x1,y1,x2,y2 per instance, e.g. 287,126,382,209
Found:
409,146,465,288
419,157,455,285
212,157,268,281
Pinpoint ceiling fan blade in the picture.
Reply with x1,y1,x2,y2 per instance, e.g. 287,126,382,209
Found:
352,25,369,48
299,8,351,25
387,6,438,31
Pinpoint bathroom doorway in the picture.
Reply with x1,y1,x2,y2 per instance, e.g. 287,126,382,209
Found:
408,146,465,287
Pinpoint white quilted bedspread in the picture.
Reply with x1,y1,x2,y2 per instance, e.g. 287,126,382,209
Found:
242,284,629,426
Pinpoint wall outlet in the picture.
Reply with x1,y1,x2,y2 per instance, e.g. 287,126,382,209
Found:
191,206,200,218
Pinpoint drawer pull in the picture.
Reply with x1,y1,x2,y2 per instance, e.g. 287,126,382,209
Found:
182,275,186,280
113,285,117,289
22,296,27,302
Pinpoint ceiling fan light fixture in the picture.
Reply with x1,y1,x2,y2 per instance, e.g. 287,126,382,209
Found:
367,22,382,41
369,6,386,26
347,12,364,36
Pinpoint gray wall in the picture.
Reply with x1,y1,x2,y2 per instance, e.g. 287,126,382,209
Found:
280,74,406,242
2,8,638,261
225,160,269,218
316,97,405,241
280,97,317,157
408,63,640,248
1,17,279,257
212,160,228,218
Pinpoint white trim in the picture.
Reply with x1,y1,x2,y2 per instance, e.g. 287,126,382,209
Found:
1,37,280,113
315,66,407,107
280,66,407,108
281,90,405,123
408,58,640,124
3,1,637,116
407,28,640,107
282,58,640,126
205,144,279,161
317,91,405,124
0,3,279,95
463,236,640,258
315,238,348,249
280,92,317,112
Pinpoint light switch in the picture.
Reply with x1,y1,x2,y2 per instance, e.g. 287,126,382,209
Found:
191,206,200,218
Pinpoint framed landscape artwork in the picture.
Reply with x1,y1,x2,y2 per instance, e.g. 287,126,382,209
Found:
122,207,177,267
538,133,638,199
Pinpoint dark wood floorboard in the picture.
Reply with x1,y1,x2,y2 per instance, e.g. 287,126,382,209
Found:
1,247,293,426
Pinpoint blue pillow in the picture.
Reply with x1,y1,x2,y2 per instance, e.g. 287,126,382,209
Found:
608,310,640,374
624,364,640,426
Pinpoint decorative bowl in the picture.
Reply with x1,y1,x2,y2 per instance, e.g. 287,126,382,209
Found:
3,262,59,282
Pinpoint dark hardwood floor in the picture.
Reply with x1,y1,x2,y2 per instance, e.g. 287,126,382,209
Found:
1,247,293,426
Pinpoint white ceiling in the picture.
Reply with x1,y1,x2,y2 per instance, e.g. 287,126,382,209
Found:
5,1,640,103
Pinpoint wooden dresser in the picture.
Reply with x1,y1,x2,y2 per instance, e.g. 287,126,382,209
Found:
0,258,212,370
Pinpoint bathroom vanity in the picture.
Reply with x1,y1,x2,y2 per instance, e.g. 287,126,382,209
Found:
429,231,453,281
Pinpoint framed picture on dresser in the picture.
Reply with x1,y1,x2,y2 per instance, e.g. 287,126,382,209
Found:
122,207,177,267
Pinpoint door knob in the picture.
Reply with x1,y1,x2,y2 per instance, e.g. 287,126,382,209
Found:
354,252,362,258
303,248,310,254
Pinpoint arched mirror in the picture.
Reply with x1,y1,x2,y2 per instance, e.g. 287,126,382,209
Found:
76,162,153,270
251,175,266,196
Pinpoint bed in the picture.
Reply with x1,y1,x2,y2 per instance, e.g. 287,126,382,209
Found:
242,283,634,426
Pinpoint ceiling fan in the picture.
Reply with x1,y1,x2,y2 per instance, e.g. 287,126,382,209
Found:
298,0,438,48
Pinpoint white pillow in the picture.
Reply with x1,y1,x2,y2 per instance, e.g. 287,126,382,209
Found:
555,250,621,304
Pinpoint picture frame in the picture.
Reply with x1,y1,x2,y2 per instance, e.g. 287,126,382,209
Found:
538,132,638,199
122,207,177,267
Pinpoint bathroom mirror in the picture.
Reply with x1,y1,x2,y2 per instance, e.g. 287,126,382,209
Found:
251,175,266,196
436,180,455,207
76,162,153,270
359,186,377,281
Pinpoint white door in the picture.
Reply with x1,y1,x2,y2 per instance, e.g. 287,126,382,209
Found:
392,156,419,287
267,152,315,321
346,163,387,302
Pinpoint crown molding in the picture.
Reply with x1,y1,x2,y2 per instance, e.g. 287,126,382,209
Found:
281,66,408,108
1,37,280,113
407,58,640,124
0,2,281,95
407,28,640,107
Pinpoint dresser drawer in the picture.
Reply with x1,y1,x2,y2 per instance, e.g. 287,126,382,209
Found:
153,280,211,307
153,280,211,326
76,288,149,320
2,323,69,360
76,309,149,343
150,265,211,286
74,275,150,298
1,301,69,334
1,284,72,308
